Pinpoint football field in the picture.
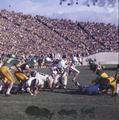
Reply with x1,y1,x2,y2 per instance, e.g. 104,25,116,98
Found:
0,66,119,120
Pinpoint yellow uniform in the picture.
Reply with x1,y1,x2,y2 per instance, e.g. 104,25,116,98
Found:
107,76,116,95
100,72,109,78
15,60,36,82
100,72,116,95
0,57,19,83
0,66,15,83
15,71,28,82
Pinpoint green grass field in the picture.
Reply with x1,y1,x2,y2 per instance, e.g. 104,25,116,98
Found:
0,66,119,120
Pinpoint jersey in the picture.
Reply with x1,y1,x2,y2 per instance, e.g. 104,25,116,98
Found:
72,56,79,66
3,58,19,68
57,59,68,74
100,72,109,78
58,59,67,69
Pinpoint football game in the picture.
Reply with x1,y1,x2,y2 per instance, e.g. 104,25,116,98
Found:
0,0,118,120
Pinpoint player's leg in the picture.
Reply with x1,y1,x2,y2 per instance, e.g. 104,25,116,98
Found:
53,74,60,89
6,82,13,96
47,75,54,89
0,80,4,92
71,66,80,87
1,66,16,95
61,72,68,89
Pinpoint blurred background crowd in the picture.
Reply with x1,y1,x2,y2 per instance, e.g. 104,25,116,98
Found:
0,9,118,59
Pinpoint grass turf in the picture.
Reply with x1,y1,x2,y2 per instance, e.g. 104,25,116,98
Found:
0,66,119,120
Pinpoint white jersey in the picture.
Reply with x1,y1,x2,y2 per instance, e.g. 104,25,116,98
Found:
27,72,49,87
58,59,67,69
26,77,36,87
71,56,80,73
72,56,79,66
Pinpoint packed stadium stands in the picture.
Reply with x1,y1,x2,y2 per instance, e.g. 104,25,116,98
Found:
0,9,118,58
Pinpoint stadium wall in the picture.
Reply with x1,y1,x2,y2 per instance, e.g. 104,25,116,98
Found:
83,52,119,65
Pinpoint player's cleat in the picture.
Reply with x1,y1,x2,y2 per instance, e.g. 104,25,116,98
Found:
74,81,81,88
5,93,11,96
30,92,34,96
63,85,67,89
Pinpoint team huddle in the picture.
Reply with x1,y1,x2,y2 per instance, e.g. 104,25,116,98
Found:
0,53,119,96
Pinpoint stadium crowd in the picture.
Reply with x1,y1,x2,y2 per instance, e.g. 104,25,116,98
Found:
0,9,118,59
0,9,118,96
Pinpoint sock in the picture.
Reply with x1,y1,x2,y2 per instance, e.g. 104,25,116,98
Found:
6,83,13,95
